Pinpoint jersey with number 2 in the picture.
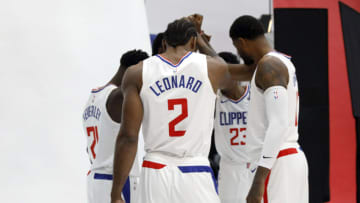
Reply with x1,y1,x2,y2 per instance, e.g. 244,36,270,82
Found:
140,52,216,157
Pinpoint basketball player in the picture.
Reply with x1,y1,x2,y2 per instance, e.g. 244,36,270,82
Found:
214,51,254,203
228,15,308,203
151,32,166,55
82,50,149,203
110,18,255,203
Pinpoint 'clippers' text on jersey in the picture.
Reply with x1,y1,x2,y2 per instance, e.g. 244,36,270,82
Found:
219,111,247,126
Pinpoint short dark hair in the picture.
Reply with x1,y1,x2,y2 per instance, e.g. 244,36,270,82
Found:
164,19,197,47
120,49,149,69
218,52,240,64
229,15,265,40
152,32,164,56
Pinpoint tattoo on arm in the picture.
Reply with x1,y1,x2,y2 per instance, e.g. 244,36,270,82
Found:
255,56,289,91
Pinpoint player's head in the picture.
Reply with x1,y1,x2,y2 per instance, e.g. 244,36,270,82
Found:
110,49,149,86
152,32,166,55
164,18,197,51
218,52,240,64
229,15,265,63
120,49,149,70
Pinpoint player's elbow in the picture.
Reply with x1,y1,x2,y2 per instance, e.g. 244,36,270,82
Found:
116,129,138,146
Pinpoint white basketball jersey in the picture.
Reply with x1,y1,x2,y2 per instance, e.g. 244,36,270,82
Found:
246,51,300,163
82,85,141,176
214,85,250,164
140,52,216,158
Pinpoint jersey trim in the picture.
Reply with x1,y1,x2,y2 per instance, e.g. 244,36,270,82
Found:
274,51,292,59
156,51,192,68
220,85,249,104
91,84,109,93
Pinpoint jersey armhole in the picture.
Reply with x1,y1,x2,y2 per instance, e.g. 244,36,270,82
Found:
104,86,121,125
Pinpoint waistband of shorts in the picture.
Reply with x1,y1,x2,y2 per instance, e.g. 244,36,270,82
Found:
144,152,210,166
280,142,300,150
249,146,303,171
277,147,302,158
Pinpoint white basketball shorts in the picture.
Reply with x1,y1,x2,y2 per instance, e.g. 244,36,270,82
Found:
87,171,139,203
218,158,255,203
138,153,220,203
262,147,309,203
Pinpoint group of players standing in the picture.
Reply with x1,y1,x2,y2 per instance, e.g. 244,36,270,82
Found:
83,14,309,203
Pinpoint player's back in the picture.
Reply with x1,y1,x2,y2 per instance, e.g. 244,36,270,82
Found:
82,85,120,174
246,51,300,162
140,51,216,158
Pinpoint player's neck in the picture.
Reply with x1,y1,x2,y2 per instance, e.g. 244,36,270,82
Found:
161,46,191,63
252,38,274,63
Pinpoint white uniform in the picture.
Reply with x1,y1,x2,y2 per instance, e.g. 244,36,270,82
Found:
214,85,255,203
246,51,309,203
83,85,142,203
139,52,219,203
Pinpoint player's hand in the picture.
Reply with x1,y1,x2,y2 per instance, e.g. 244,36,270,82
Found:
188,13,203,33
246,181,265,203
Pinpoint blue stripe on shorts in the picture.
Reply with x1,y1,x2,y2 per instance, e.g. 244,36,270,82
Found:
178,165,218,194
93,173,131,203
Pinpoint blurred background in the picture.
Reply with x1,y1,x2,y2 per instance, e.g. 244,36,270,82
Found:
1,0,360,202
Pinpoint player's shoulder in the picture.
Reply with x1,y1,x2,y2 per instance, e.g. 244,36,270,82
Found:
257,53,288,76
122,61,143,91
256,53,289,90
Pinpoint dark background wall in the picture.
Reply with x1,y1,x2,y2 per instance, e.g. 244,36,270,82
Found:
274,8,329,203
274,0,360,203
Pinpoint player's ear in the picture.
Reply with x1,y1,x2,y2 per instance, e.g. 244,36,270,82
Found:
239,37,247,46
190,36,197,51
161,39,166,53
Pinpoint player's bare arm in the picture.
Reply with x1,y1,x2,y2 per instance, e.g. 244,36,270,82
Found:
111,63,143,203
206,56,232,92
106,88,123,123
255,55,289,90
190,20,256,82
247,56,290,203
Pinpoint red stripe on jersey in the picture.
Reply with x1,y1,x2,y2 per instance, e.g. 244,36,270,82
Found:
142,160,166,169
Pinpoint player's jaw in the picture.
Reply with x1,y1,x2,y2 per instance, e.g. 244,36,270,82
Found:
232,38,254,64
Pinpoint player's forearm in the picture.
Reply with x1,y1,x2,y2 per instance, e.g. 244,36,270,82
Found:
252,166,270,184
196,33,218,58
111,133,138,201
228,63,256,81
258,86,289,169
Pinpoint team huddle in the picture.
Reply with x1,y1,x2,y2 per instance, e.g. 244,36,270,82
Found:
82,14,309,203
